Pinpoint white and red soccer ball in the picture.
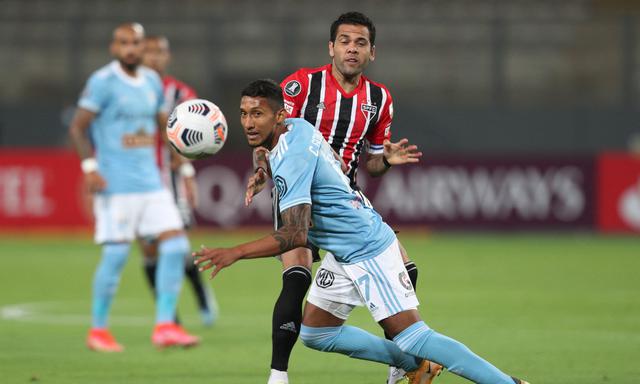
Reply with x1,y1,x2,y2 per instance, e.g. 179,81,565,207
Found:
166,99,228,159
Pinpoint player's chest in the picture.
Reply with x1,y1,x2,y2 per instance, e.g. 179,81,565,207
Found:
311,94,378,127
110,85,157,117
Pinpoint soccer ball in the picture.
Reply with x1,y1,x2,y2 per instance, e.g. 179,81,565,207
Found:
166,99,228,159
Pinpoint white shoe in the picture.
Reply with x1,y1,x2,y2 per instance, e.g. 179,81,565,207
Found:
388,366,407,383
267,369,288,384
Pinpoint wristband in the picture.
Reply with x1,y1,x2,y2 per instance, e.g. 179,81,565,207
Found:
179,162,196,178
255,166,267,174
81,158,98,174
382,156,392,168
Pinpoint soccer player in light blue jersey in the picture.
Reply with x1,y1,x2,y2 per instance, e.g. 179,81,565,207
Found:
194,79,529,384
69,23,199,352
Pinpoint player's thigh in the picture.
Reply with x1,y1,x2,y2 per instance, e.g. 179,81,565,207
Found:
138,189,185,238
398,241,411,263
94,193,142,243
343,240,420,323
302,300,347,327
307,252,362,321
378,309,422,339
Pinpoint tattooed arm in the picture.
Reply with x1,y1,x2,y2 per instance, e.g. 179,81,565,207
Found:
193,204,311,278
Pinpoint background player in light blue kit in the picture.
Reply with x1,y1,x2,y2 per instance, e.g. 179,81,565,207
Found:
194,79,529,384
69,22,199,351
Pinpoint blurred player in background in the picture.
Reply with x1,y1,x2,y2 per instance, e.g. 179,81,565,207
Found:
245,12,423,384
197,79,529,384
142,34,218,327
69,23,199,352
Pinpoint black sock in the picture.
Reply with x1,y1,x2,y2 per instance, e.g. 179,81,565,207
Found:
271,266,312,371
185,262,210,311
143,259,157,295
405,261,418,290
384,261,420,342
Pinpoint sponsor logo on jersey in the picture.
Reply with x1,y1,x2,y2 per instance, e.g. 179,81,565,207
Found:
122,128,155,148
284,80,302,97
274,176,288,199
316,102,325,110
398,271,412,291
316,268,335,288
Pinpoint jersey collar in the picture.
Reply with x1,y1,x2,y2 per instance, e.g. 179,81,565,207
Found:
110,60,144,87
327,63,364,99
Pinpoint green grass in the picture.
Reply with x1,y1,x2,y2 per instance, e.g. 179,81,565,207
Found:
0,231,638,383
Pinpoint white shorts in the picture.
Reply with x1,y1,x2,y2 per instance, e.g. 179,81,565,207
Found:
93,189,184,244
307,239,419,322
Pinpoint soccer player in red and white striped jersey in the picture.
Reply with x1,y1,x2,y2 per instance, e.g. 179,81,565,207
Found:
256,12,425,384
142,35,218,327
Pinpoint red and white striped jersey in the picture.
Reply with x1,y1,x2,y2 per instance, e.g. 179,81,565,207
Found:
156,75,197,173
162,75,197,113
281,64,393,184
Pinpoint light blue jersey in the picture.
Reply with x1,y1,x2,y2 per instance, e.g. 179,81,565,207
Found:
78,61,164,194
270,118,396,264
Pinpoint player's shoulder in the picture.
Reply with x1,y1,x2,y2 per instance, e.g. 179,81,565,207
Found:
139,66,162,86
282,64,329,87
362,74,392,97
283,118,315,144
87,62,117,84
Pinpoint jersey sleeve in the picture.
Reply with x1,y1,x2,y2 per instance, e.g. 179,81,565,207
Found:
365,87,393,155
78,74,109,113
280,71,308,118
271,128,318,212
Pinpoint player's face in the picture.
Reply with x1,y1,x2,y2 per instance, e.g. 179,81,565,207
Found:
329,24,375,79
240,96,285,149
143,38,170,74
111,27,145,71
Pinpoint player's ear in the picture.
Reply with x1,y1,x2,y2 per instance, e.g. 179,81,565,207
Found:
109,40,117,57
370,45,376,62
276,107,287,123
328,41,335,59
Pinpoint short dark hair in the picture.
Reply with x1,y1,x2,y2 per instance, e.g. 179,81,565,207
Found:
330,11,376,46
241,79,284,112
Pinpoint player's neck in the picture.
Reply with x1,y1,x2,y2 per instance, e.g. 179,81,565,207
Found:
331,65,361,94
268,123,288,150
118,62,139,78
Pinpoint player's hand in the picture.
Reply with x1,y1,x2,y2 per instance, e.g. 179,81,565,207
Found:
245,167,268,206
193,246,242,279
84,171,107,193
383,138,422,166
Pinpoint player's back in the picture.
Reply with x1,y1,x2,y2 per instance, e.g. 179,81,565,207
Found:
79,61,164,194
270,118,395,263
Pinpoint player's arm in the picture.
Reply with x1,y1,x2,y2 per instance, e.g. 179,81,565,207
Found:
68,107,106,192
194,203,311,279
365,139,423,177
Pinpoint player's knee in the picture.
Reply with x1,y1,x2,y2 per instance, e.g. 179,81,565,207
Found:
299,325,341,352
159,234,190,256
281,247,313,270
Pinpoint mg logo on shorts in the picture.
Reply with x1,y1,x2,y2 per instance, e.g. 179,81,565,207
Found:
316,268,334,288
399,271,412,291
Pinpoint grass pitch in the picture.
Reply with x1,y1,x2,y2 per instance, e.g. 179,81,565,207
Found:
0,230,638,383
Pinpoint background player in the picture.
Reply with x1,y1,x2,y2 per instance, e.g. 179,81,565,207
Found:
69,23,199,351
245,12,423,384
142,34,218,327
197,79,529,384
